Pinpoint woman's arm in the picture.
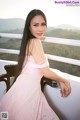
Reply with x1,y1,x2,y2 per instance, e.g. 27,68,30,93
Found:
31,38,71,97
40,67,71,97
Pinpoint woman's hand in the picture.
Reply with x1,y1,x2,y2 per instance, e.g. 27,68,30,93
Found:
59,80,71,97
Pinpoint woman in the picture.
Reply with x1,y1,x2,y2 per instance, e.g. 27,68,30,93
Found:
0,9,71,120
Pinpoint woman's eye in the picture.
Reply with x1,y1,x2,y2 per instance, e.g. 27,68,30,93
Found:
33,24,38,26
33,23,46,27
42,23,46,26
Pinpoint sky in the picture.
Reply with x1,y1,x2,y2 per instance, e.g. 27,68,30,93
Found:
0,0,80,28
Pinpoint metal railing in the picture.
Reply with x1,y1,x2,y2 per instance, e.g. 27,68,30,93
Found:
0,33,80,66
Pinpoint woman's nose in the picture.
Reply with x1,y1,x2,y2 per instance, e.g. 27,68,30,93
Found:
38,26,43,31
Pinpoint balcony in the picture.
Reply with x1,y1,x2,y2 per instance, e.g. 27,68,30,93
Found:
0,33,80,120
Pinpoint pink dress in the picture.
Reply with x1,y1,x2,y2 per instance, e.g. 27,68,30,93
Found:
0,56,60,120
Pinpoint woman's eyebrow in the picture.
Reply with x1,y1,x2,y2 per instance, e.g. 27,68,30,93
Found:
33,22,46,24
33,22,39,24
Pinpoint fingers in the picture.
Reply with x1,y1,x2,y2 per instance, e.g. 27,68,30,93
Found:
60,86,68,97
60,87,69,97
59,82,71,97
64,81,71,96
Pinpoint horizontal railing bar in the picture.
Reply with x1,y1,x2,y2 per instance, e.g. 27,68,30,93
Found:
0,59,17,64
0,48,80,66
0,33,22,39
0,33,80,46
45,37,80,47
46,54,80,66
0,60,80,79
0,48,19,54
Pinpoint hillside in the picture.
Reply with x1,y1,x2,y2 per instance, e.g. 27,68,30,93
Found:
0,18,80,40
54,24,80,30
45,28,80,40
0,18,25,31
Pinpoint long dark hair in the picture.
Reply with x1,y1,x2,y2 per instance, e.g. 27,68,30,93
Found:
14,9,47,82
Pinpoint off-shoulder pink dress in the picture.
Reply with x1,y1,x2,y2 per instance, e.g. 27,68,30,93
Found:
0,56,60,120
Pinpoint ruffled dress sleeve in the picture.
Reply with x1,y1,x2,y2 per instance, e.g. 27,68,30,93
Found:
31,55,49,68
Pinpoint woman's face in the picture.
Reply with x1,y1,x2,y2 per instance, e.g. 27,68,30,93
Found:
29,15,47,39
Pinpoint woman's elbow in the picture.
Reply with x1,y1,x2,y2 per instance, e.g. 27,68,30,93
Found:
40,67,50,78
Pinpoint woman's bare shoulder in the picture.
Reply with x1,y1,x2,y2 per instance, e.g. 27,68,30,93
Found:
32,38,41,43
29,38,40,46
30,38,46,64
27,38,41,55
32,38,42,47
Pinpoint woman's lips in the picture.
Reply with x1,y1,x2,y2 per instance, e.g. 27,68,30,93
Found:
37,33,43,36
